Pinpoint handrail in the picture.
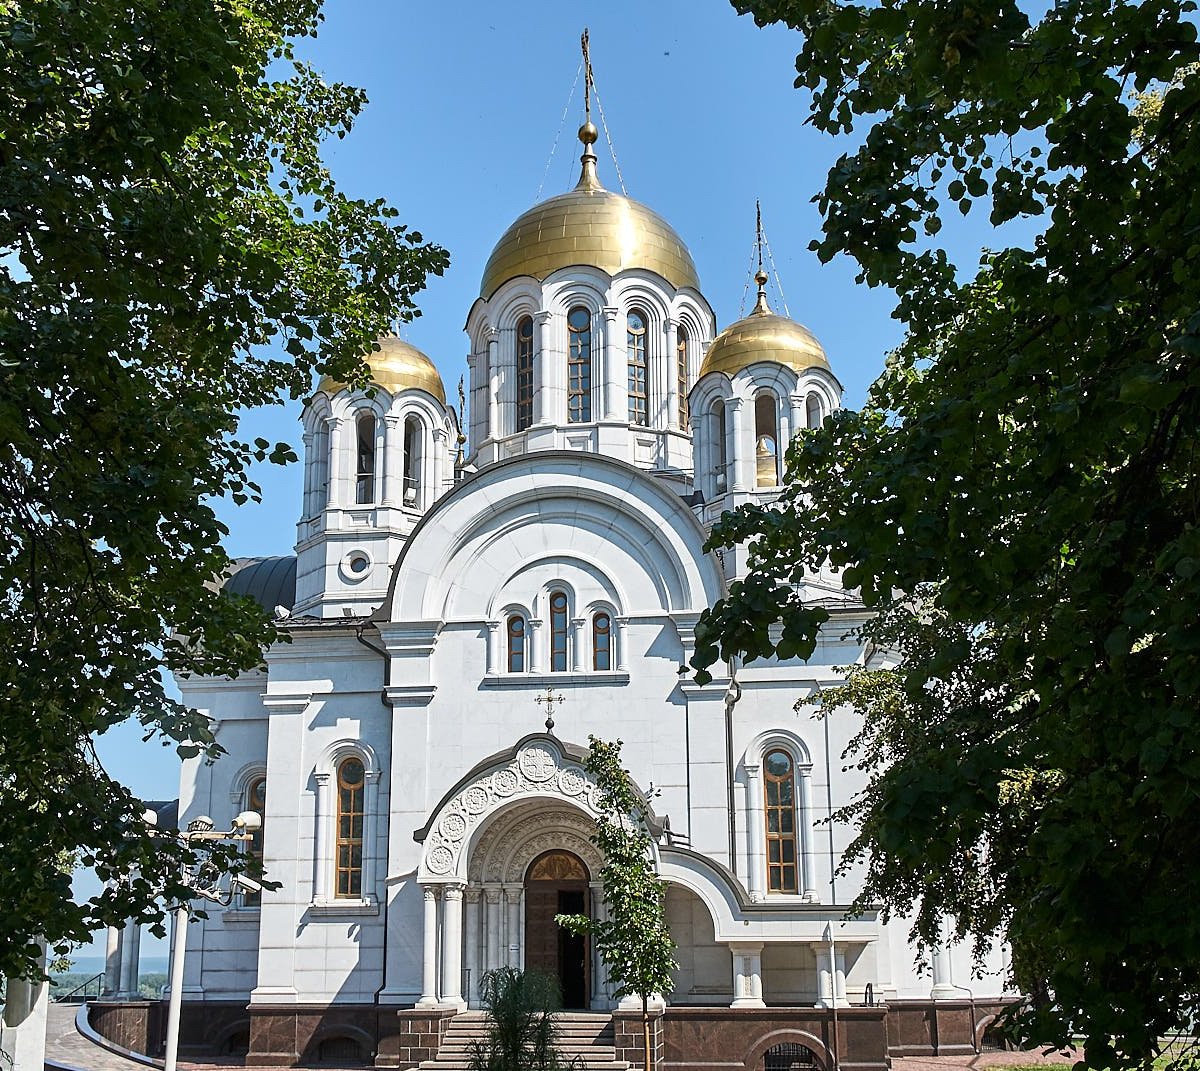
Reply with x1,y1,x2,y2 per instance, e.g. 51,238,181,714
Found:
54,972,104,1002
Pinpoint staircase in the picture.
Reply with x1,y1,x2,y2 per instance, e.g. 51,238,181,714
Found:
420,1011,630,1071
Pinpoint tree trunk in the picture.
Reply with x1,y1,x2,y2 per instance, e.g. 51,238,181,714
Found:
642,995,651,1071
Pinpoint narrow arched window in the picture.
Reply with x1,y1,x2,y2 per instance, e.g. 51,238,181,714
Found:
336,757,365,898
755,391,779,488
764,750,798,894
355,412,377,504
314,420,331,512
677,326,689,430
567,307,592,423
627,309,648,426
713,400,728,495
507,615,525,673
549,591,569,672
806,392,824,429
516,316,534,432
244,775,266,906
403,416,422,508
593,612,611,671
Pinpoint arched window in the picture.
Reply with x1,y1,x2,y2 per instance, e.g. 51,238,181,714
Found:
549,591,569,672
677,326,689,430
627,309,648,426
507,614,526,673
593,611,611,671
567,307,592,423
355,412,377,504
244,775,266,906
764,749,798,894
403,416,422,508
516,316,534,432
806,392,824,429
713,400,728,495
755,392,779,488
335,757,365,898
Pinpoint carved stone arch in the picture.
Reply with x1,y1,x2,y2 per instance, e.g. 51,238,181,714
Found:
467,803,603,884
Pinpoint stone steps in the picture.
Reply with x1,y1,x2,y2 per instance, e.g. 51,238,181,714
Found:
420,1012,629,1071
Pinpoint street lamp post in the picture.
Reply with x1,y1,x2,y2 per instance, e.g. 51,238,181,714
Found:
162,811,263,1071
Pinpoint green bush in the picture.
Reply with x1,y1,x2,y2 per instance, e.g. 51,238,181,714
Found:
468,967,574,1071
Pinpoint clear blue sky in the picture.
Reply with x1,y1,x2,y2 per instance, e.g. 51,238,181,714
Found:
82,0,990,958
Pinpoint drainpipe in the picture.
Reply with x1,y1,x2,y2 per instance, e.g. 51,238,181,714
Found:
355,622,390,1002
724,661,742,877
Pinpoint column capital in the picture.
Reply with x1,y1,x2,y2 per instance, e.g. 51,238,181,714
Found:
465,887,482,904
535,309,554,325
443,884,465,901
602,305,619,320
486,620,501,634
314,771,331,786
745,762,762,780
422,886,439,903
485,887,502,904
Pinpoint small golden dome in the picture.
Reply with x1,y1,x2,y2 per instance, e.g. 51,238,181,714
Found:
699,287,830,379
317,336,446,403
480,131,700,300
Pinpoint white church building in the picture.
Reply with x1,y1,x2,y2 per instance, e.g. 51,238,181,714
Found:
120,117,1013,1071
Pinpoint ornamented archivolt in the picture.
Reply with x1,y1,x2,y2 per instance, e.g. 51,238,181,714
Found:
468,806,603,884
420,742,603,881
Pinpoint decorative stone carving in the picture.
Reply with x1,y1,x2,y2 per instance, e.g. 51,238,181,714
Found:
419,738,606,882
519,745,557,782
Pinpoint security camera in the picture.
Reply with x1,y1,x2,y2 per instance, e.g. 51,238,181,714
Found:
233,810,263,832
234,874,264,895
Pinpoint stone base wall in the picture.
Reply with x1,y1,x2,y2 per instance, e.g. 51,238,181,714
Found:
86,1000,167,1058
613,1009,664,1071
247,1003,381,1066
375,1009,457,1069
885,999,1013,1057
660,1005,889,1071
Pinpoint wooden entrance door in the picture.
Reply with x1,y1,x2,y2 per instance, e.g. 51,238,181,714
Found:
524,850,590,1008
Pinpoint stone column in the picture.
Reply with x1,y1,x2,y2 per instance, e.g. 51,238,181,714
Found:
589,882,608,1010
418,886,440,1006
571,617,587,672
102,924,123,998
528,619,545,673
485,887,503,974
301,429,315,517
464,889,481,1007
614,617,629,672
664,319,679,430
930,921,956,999
485,621,501,675
327,416,348,507
432,427,447,502
504,885,522,968
1,939,48,1071
533,311,553,426
361,768,382,902
118,919,141,998
602,306,621,420
816,947,849,1008
728,398,748,491
487,331,500,441
744,763,764,900
798,767,818,902
382,414,402,505
789,393,806,439
441,884,466,1008
729,944,765,1008
313,772,332,903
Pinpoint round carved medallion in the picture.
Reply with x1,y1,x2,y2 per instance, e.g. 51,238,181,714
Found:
439,812,468,841
492,768,519,796
463,785,490,814
519,746,557,782
427,845,454,874
558,767,586,796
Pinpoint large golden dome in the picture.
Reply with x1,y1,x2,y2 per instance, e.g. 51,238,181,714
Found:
480,124,700,300
700,277,830,379
317,336,446,403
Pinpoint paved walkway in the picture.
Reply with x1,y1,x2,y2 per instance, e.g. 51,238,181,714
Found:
894,1052,1079,1071
44,1003,152,1071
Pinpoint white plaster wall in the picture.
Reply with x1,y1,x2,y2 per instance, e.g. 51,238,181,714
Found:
665,885,731,1005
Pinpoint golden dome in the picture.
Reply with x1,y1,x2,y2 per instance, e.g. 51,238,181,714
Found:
317,336,446,403
480,129,700,299
700,282,830,379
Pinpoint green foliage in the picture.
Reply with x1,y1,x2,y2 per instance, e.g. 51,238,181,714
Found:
557,737,675,1066
467,967,570,1071
694,0,1200,1066
0,0,447,980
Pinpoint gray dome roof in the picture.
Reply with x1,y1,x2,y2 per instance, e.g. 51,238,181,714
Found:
223,556,296,612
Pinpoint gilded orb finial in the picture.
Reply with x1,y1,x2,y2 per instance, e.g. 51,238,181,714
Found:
578,121,598,146
753,268,771,315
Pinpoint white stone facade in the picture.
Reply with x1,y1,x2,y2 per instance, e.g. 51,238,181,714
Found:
174,140,1011,1027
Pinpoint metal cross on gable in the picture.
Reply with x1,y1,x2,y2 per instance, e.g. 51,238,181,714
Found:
535,685,566,733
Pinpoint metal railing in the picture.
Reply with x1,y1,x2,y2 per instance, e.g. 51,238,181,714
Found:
54,972,103,1003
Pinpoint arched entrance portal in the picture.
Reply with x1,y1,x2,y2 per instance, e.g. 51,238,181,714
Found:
524,850,590,1008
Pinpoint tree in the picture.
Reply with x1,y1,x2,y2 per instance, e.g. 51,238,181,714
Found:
558,737,676,1071
467,966,570,1071
693,0,1200,1066
0,0,447,980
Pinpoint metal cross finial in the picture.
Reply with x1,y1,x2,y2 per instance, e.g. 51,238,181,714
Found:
581,28,593,124
455,375,467,466
535,685,566,733
756,199,764,274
